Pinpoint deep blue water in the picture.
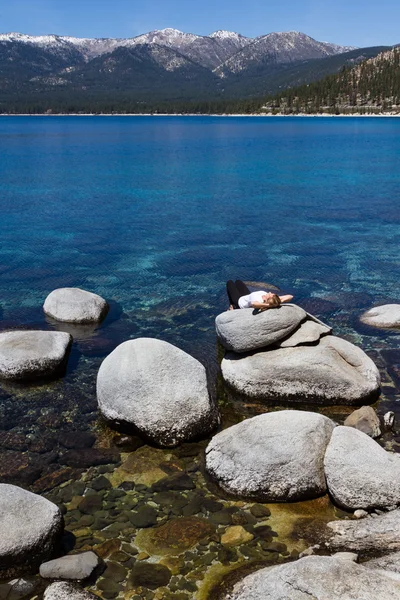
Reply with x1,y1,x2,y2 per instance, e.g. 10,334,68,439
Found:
0,116,399,432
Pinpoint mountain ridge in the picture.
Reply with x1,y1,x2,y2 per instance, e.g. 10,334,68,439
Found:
3,28,394,113
0,29,354,64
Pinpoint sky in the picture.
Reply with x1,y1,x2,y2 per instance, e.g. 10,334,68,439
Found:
0,0,398,48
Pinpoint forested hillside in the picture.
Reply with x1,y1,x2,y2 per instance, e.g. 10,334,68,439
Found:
261,48,400,114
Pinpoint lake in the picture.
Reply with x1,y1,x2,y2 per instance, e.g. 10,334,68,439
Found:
0,116,399,598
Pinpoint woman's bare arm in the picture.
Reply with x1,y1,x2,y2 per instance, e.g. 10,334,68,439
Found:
251,301,269,310
279,295,293,303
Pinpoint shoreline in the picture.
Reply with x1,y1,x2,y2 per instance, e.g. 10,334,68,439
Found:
1,112,400,118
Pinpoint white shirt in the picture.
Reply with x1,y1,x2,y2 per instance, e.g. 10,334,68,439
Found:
238,291,267,309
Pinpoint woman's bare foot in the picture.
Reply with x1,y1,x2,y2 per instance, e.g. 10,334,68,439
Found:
228,305,234,311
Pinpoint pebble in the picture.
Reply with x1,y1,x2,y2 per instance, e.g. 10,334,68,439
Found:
221,526,254,546
250,504,271,518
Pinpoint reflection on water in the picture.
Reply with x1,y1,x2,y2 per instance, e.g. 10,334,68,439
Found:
0,116,399,597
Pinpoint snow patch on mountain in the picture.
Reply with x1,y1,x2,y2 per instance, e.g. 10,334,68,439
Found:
0,29,357,72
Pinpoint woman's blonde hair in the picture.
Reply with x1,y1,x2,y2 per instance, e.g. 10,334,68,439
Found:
266,294,281,308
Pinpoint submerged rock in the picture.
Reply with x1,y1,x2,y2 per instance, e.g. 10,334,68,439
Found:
128,562,171,589
361,304,400,328
109,445,184,488
344,406,381,438
43,287,108,324
0,484,63,578
221,335,380,404
0,577,42,600
226,555,400,599
326,509,400,553
135,516,216,556
221,526,254,546
324,427,400,510
205,410,335,501
97,338,219,447
40,551,101,580
0,330,72,381
215,304,306,353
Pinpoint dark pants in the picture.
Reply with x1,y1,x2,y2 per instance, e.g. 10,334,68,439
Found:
226,280,250,309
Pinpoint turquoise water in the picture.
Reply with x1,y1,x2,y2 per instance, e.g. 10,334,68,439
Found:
0,114,398,424
0,116,400,597
1,115,400,391
0,116,399,422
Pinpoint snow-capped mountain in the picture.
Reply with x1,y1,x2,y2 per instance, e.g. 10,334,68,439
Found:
0,28,255,70
0,28,352,68
214,31,356,76
0,27,367,110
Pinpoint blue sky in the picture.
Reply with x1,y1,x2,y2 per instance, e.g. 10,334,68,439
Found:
1,0,398,48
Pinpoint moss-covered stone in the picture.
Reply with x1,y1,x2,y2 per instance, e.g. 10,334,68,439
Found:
250,504,271,518
79,494,103,514
221,526,254,547
94,539,121,558
128,562,171,589
103,561,128,582
129,505,158,528
209,511,232,526
109,447,184,488
135,517,216,556
159,555,185,575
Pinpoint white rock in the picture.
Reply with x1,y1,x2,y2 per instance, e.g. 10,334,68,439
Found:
44,582,98,600
221,335,380,404
344,406,381,438
361,304,400,328
227,555,400,599
44,287,108,323
354,509,369,519
384,411,395,430
40,551,100,580
333,551,358,562
205,410,335,501
324,427,400,510
97,338,219,447
365,551,400,574
278,318,331,347
0,330,72,381
215,304,306,353
326,509,400,553
0,484,63,578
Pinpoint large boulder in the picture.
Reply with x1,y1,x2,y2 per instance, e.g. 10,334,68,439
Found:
277,318,331,347
205,410,335,501
0,331,72,381
226,555,400,599
221,335,380,404
44,582,98,600
324,426,400,510
0,484,63,578
344,406,381,438
44,288,108,324
361,304,400,329
215,304,307,353
326,509,400,553
365,551,400,574
97,338,219,447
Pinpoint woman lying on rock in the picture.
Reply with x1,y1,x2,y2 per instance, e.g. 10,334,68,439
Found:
226,280,293,311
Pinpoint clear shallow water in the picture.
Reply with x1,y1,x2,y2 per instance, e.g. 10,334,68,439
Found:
0,116,400,598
